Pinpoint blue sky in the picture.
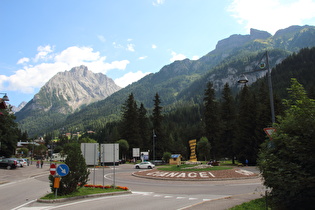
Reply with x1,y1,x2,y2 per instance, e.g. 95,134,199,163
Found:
1,0,315,107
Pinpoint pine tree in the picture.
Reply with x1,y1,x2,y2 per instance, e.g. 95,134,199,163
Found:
219,83,236,162
138,103,150,150
235,85,257,164
152,93,165,159
203,82,221,159
120,93,141,149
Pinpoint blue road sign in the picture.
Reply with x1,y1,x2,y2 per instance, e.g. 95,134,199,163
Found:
56,164,69,176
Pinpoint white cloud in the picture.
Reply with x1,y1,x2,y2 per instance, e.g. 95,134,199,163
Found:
17,57,30,64
34,45,54,62
0,46,130,93
152,44,157,49
113,42,123,49
114,71,151,87
192,55,199,60
97,35,106,43
152,0,165,6
170,51,187,62
139,56,148,60
54,46,102,66
127,43,135,52
228,0,315,34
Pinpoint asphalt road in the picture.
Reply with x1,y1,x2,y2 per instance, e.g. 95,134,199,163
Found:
0,163,265,210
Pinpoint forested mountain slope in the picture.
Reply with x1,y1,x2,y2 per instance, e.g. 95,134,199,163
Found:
17,25,315,136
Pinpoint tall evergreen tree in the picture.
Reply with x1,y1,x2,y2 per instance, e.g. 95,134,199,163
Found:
138,103,150,150
152,93,165,159
219,83,236,162
203,82,221,159
120,93,141,149
254,82,273,148
235,85,258,164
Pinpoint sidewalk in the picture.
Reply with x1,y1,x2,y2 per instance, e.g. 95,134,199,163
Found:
183,192,263,210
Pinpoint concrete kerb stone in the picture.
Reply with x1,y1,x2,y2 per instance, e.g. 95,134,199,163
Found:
37,190,132,203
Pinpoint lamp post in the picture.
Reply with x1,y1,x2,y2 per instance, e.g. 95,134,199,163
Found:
0,93,9,110
152,130,156,164
238,51,275,124
0,93,9,102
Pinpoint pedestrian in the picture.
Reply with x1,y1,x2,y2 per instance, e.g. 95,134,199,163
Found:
41,159,44,168
36,160,39,168
245,159,249,166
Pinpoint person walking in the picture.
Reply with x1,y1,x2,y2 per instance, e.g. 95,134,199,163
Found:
40,159,44,168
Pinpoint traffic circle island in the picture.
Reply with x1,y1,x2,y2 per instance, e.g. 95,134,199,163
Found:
132,167,259,181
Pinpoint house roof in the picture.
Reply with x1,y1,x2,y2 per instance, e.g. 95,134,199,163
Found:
17,141,40,147
171,154,181,158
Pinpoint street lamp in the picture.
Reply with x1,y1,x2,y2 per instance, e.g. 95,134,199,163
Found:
152,130,156,164
0,93,9,110
0,93,9,102
238,51,275,124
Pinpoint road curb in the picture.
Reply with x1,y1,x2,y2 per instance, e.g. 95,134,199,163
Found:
37,190,132,203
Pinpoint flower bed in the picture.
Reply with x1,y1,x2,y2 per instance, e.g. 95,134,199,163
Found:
82,184,129,190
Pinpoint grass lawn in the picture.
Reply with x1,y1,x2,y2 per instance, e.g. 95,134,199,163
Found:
229,197,270,210
157,164,233,171
41,187,127,200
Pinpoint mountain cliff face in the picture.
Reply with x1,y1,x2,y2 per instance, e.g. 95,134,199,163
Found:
11,101,27,113
215,28,272,52
16,66,121,135
19,65,121,114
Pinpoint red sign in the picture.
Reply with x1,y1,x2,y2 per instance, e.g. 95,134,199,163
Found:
50,163,56,175
264,127,276,139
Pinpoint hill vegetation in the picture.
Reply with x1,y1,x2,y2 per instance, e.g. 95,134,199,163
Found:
13,25,315,162
38,47,315,164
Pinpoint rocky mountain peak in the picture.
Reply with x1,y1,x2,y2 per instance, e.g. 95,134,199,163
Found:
20,65,121,114
249,28,272,39
215,28,271,52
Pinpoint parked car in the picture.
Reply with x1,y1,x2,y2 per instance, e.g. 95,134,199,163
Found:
0,158,18,169
17,159,27,167
134,162,155,169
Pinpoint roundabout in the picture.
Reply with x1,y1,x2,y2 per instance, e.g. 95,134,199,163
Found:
132,166,259,181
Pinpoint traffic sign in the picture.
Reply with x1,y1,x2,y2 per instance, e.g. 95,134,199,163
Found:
264,127,276,139
56,164,69,176
50,163,56,175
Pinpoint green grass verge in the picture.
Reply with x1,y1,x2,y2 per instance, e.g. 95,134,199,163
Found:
157,164,232,171
41,187,125,200
229,197,270,210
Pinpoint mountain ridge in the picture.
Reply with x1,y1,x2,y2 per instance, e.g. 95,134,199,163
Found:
16,25,315,136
